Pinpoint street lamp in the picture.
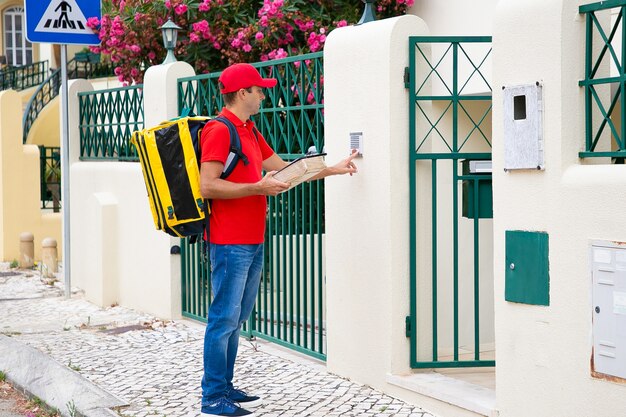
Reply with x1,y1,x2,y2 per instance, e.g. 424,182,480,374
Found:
357,0,377,25
159,18,182,64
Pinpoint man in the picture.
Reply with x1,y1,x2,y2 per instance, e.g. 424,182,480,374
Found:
199,63,357,417
54,1,72,28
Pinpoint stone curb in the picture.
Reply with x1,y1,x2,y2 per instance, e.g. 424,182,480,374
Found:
0,334,127,417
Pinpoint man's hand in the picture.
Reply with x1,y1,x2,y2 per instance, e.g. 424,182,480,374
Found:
257,171,290,196
329,149,359,176
310,149,359,180
201,161,289,199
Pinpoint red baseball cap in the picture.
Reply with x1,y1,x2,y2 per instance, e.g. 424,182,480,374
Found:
218,63,277,93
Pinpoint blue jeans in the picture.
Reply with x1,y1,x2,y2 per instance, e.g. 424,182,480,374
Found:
201,243,264,404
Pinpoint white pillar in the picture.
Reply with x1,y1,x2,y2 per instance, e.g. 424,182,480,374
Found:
67,79,94,165
143,62,195,126
143,62,196,319
324,15,428,388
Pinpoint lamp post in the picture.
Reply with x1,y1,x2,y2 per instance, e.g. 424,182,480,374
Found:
159,18,182,64
357,0,377,25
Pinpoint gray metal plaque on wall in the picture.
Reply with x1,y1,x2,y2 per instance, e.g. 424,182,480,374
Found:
503,83,544,170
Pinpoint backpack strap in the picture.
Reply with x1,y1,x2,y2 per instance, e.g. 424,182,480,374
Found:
212,116,258,179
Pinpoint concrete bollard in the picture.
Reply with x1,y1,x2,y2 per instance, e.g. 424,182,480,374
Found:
19,232,34,268
41,238,58,277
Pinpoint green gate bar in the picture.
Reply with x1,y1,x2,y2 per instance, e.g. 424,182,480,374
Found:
178,52,327,361
409,36,495,368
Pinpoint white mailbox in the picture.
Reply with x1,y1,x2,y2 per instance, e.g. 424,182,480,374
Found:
503,83,544,171
591,241,626,380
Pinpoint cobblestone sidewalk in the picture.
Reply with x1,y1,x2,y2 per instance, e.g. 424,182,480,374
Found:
0,265,436,417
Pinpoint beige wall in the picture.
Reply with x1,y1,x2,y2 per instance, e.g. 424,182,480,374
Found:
0,77,119,265
0,89,61,262
26,96,60,146
493,1,626,417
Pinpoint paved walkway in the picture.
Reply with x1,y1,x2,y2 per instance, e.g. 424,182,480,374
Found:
0,265,436,417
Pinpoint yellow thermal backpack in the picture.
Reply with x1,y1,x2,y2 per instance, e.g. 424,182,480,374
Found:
131,113,256,240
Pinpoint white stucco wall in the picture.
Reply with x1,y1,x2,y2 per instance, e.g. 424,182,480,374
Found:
410,0,498,36
325,11,431,398
493,1,626,416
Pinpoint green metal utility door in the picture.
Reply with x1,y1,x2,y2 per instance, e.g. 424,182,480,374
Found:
408,37,495,368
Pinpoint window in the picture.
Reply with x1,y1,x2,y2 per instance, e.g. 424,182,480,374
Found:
3,6,33,66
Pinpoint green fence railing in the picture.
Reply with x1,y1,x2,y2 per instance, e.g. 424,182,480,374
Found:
24,57,116,143
0,60,48,91
580,0,626,162
409,37,494,369
23,67,62,144
178,52,327,360
78,85,144,160
39,146,61,211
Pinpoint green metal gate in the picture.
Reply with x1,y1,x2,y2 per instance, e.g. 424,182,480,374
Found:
408,37,495,368
178,52,327,360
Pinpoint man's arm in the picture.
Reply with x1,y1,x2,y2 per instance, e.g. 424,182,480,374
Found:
200,160,289,199
262,153,289,172
262,150,358,182
308,150,359,181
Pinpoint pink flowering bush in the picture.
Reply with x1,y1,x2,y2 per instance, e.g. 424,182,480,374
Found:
92,0,414,84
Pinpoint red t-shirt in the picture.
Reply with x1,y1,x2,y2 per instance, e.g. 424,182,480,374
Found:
200,108,275,244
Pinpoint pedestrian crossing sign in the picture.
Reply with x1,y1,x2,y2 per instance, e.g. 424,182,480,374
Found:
25,0,101,45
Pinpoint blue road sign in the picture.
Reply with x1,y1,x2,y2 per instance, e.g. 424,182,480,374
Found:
25,0,101,45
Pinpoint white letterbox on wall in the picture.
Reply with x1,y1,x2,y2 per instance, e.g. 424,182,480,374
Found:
503,82,544,170
591,241,626,381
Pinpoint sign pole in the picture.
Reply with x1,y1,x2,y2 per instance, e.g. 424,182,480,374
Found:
60,44,71,298
25,0,102,298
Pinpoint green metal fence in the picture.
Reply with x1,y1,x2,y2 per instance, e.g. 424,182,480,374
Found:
408,37,494,368
78,85,143,160
0,60,48,91
23,68,62,144
580,0,626,162
39,146,61,210
178,52,327,360
24,57,116,143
